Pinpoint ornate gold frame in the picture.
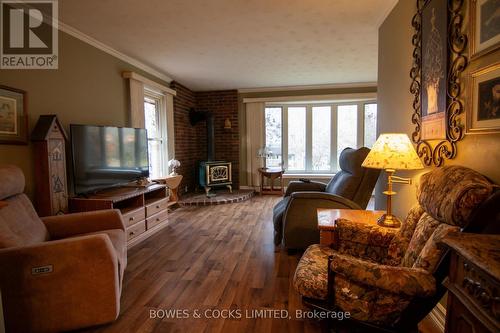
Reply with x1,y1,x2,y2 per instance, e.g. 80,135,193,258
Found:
410,0,468,166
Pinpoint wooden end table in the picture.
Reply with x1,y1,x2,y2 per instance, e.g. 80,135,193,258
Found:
317,208,386,246
154,174,183,205
258,167,285,195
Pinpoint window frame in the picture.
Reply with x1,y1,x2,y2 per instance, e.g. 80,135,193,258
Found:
144,87,168,178
265,100,377,174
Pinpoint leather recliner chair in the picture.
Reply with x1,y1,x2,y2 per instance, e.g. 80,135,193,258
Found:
273,147,381,250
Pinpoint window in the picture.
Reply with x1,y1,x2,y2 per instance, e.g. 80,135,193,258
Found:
264,107,282,168
364,103,377,148
264,101,377,173
144,91,167,178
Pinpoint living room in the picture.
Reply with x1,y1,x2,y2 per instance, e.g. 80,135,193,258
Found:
0,0,499,332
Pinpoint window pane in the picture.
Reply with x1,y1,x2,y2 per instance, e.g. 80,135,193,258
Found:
287,107,306,170
144,98,159,139
364,104,377,148
337,105,358,167
312,106,331,171
148,140,161,179
265,107,282,168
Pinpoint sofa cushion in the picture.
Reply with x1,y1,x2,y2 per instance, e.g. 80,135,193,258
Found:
0,194,49,248
417,165,493,227
0,165,25,200
413,223,459,272
401,213,441,268
384,205,425,266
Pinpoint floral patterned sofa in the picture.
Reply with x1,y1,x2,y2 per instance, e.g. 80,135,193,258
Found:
293,165,497,330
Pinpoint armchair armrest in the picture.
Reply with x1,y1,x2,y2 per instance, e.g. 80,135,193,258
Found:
0,235,120,332
284,181,327,197
329,252,436,297
291,192,362,209
335,218,397,247
42,209,125,239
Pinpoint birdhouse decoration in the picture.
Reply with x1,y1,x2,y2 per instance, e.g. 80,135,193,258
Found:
31,115,68,216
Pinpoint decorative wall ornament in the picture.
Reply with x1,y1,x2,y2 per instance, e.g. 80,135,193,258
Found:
410,0,468,166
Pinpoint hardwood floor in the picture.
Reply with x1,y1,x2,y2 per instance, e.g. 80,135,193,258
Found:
82,195,438,333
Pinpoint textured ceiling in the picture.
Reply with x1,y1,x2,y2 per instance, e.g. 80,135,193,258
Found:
59,0,397,91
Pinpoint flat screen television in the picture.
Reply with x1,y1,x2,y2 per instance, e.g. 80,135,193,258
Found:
71,124,149,195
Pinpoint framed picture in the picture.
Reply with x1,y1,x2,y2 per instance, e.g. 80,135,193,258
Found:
0,85,28,145
470,0,500,58
420,0,448,140
410,0,468,166
467,62,500,133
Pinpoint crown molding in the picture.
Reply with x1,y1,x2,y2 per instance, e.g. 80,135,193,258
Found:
238,82,377,94
58,21,173,84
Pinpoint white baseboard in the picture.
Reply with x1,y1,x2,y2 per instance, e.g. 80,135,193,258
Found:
428,303,446,333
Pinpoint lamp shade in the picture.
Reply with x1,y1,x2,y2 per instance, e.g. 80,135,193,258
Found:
362,133,424,170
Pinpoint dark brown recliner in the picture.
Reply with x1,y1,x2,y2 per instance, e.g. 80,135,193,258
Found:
273,147,381,250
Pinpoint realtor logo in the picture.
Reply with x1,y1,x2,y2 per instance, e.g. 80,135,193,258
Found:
0,0,58,69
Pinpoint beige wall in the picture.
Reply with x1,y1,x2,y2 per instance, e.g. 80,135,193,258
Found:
377,0,500,217
0,31,170,198
238,86,378,186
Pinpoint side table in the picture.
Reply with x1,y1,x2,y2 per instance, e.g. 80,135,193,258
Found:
154,174,183,205
258,168,285,195
317,208,386,246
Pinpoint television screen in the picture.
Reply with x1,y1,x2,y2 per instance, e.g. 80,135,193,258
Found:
71,125,149,195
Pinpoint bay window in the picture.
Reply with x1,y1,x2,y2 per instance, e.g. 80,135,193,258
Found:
265,101,377,173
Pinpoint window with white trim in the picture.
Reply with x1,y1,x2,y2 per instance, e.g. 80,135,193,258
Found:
144,90,168,178
264,101,377,173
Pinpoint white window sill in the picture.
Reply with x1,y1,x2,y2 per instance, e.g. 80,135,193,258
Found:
283,173,335,179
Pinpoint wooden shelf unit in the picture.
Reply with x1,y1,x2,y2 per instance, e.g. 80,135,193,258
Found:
69,184,171,248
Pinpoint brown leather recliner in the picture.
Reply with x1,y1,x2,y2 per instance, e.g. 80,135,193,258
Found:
273,147,381,250
0,165,127,333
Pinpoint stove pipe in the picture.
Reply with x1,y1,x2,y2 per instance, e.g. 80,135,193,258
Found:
189,108,215,161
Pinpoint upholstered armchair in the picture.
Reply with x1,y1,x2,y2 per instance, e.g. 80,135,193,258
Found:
293,165,498,332
273,147,380,249
0,165,127,333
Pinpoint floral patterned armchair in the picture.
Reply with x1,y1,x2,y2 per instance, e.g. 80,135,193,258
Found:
293,166,498,331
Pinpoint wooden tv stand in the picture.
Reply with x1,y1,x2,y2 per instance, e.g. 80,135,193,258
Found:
69,184,175,248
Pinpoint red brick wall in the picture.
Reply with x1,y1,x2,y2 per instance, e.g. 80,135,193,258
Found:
171,81,206,193
195,90,240,189
171,83,239,193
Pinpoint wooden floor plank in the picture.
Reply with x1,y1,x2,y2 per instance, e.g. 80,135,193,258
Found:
79,195,438,333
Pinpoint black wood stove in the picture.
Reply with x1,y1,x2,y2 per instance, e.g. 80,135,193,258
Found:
190,108,232,196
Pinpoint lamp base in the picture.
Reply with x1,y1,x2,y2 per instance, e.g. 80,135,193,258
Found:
377,214,402,228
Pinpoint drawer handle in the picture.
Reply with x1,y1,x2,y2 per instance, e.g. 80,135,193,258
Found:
129,217,134,221
156,205,160,209
156,218,160,222
129,231,135,236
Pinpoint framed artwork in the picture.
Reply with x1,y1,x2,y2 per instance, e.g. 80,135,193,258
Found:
467,62,500,133
420,0,448,140
470,0,500,58
0,85,28,145
410,0,468,166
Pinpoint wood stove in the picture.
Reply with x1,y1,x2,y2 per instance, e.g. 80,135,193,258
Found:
199,161,232,196
190,108,233,196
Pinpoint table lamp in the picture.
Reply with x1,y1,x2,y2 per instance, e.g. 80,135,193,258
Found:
362,133,424,228
257,146,274,169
